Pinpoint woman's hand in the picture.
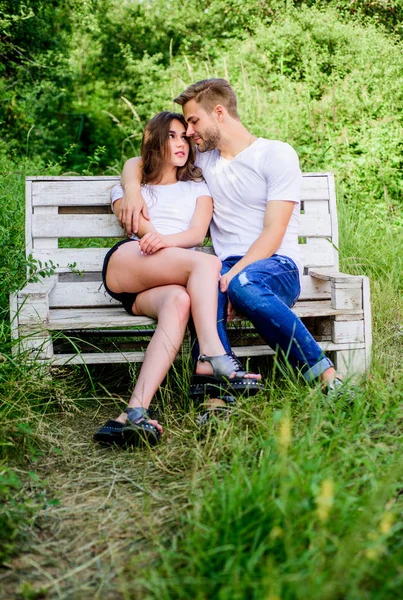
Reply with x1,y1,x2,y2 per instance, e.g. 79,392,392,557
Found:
118,188,150,237
138,232,171,255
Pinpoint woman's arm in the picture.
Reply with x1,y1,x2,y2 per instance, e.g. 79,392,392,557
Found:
113,197,156,237
138,195,213,255
119,157,150,236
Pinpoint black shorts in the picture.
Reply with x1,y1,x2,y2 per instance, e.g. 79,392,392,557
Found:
102,239,138,316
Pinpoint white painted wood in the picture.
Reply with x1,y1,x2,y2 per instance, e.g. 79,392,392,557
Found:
32,214,124,238
18,277,57,298
25,180,33,261
327,173,339,269
9,293,20,357
308,269,361,283
300,188,330,200
32,179,118,206
32,206,59,251
300,275,330,300
20,334,54,360
301,238,337,268
331,281,363,310
48,307,155,329
39,300,364,331
303,200,329,214
43,340,366,366
334,348,367,379
49,281,119,308
299,213,331,237
46,277,329,308
362,276,372,370
332,320,365,344
31,248,110,273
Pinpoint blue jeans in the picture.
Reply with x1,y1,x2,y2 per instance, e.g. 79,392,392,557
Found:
218,255,333,382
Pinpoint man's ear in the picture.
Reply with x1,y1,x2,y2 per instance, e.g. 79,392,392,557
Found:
213,104,225,121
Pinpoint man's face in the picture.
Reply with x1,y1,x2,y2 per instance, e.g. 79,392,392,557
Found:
183,99,221,152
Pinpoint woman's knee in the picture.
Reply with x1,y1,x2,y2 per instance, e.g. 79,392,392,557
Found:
196,253,222,274
163,287,191,320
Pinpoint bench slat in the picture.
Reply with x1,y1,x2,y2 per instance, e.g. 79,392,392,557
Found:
31,212,331,239
39,300,363,331
45,339,366,365
47,275,331,308
30,176,330,206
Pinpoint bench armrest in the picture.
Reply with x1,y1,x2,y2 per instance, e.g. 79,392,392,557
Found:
308,268,363,284
17,276,57,325
308,269,364,310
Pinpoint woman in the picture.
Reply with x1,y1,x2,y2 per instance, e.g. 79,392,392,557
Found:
94,112,260,448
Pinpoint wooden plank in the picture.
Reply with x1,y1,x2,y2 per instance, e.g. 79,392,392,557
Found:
32,206,59,250
25,180,33,261
32,214,124,238
31,182,330,206
327,173,339,269
32,248,111,273
42,300,363,330
47,307,155,329
299,275,330,300
332,320,365,344
308,269,361,283
32,179,119,206
32,249,110,274
299,213,331,237
44,339,365,366
362,276,372,370
45,275,330,308
49,281,119,308
303,200,329,215
301,238,337,268
300,188,330,201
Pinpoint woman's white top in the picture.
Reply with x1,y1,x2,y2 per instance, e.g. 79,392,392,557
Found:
111,180,210,237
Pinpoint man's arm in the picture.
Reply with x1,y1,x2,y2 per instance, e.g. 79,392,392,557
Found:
219,200,295,301
119,157,149,235
113,198,155,237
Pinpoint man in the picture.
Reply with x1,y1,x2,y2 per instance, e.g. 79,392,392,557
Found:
118,78,345,393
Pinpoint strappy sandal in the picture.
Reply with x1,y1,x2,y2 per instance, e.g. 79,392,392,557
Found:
196,395,236,427
93,420,125,446
189,353,263,399
121,407,161,447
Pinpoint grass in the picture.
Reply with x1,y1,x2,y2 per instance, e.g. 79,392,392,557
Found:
1,6,403,599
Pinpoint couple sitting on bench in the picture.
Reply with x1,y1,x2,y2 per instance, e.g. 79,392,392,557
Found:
94,78,346,448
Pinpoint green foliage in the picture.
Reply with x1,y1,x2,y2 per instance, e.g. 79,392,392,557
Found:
0,0,402,593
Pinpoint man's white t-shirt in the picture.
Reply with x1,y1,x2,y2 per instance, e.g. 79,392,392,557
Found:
195,138,302,277
111,180,211,238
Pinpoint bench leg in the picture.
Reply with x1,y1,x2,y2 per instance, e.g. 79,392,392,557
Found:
333,348,367,380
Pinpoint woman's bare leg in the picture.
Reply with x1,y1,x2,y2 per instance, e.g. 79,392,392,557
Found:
107,243,260,379
115,284,191,432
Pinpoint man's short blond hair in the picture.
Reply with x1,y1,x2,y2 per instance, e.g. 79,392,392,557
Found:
174,78,239,119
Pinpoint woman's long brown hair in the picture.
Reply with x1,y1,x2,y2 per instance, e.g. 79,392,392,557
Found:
140,111,203,185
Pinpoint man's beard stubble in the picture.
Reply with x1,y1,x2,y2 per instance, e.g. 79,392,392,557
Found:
196,127,220,153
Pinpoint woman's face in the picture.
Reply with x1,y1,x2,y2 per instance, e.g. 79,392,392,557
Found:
166,119,189,169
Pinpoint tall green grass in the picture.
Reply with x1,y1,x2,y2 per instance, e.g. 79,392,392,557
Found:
0,5,402,595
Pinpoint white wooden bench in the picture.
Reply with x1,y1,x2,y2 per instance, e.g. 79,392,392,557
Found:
10,174,372,377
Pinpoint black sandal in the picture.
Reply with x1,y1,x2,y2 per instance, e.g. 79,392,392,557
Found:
121,407,161,447
196,395,236,427
189,353,263,399
93,420,125,446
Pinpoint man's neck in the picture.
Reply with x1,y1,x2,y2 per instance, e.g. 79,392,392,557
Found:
218,122,257,160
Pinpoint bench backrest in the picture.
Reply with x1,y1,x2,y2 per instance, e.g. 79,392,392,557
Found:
25,174,338,308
